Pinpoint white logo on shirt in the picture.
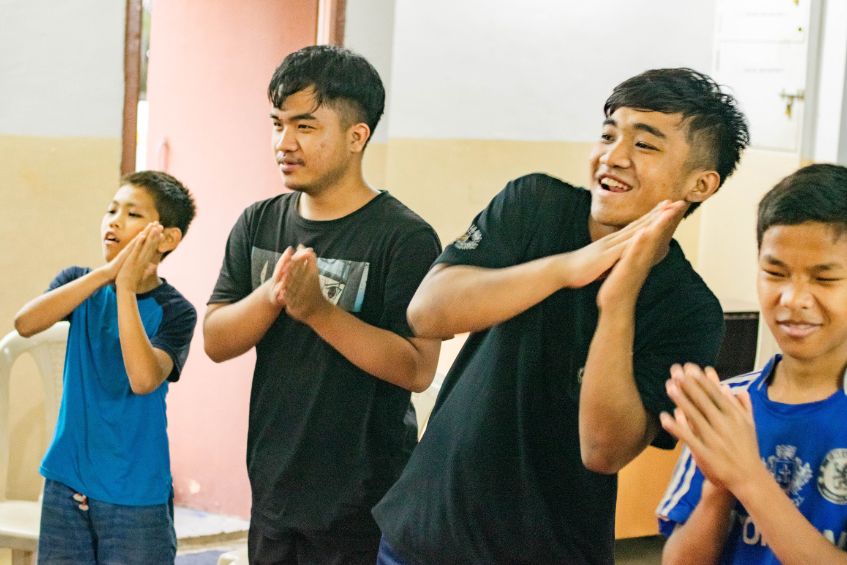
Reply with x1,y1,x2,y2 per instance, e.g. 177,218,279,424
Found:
454,224,482,250
765,444,812,506
818,448,847,505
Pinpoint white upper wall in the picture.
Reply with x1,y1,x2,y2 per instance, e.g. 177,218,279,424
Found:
0,0,126,138
812,0,847,163
344,0,396,144
387,0,717,141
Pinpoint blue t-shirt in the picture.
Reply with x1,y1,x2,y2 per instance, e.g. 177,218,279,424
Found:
657,355,847,563
40,266,196,506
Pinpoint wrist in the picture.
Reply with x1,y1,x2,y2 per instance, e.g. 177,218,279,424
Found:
92,265,117,286
302,299,334,328
115,281,138,295
702,482,735,510
730,463,771,507
598,296,637,315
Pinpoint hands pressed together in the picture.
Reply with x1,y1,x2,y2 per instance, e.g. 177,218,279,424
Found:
661,363,762,500
558,199,687,306
268,244,330,324
103,222,164,293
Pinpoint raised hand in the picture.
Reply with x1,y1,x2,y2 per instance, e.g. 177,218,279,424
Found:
561,199,678,289
100,231,143,282
595,200,686,308
661,363,760,493
268,246,295,307
115,222,163,293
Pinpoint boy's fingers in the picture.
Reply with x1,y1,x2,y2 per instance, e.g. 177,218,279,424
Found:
704,366,721,385
666,377,712,436
273,247,294,282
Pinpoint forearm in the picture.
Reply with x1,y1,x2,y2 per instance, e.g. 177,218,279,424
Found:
15,268,111,337
579,300,653,473
306,304,439,392
408,259,568,338
662,488,735,565
203,281,283,362
116,287,170,395
733,467,847,564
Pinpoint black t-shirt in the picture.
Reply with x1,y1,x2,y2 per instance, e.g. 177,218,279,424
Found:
209,191,441,539
372,174,724,564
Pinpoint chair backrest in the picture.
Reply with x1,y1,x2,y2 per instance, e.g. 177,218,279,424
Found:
0,322,68,500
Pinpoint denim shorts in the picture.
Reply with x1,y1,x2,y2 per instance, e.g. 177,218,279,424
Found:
38,479,176,564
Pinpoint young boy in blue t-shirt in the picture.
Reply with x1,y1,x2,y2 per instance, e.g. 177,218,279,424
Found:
657,163,847,564
14,170,197,564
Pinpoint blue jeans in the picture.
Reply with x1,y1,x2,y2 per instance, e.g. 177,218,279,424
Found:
38,479,176,564
375,536,410,565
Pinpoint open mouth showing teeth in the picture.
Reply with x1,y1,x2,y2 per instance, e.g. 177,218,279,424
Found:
105,234,119,243
600,177,631,193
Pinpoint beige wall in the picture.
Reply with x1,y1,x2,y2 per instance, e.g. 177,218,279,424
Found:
1,0,126,512
380,138,707,263
0,137,121,503
377,137,798,388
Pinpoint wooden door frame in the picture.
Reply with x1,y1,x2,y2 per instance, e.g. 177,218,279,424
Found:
122,0,143,175
317,0,346,46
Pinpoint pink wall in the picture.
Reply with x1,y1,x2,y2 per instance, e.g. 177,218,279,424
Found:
146,1,317,518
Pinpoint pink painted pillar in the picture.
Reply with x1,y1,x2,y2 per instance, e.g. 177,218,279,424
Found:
146,0,318,517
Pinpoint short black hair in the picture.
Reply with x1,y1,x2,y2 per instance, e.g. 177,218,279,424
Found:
757,163,847,247
121,170,196,237
604,68,750,215
268,45,385,138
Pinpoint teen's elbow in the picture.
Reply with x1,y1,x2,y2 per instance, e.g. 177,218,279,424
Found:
581,444,627,475
128,376,161,395
407,292,455,339
14,315,41,338
203,339,230,363
407,367,436,394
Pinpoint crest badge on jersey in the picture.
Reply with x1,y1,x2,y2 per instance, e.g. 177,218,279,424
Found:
765,444,812,506
818,448,847,505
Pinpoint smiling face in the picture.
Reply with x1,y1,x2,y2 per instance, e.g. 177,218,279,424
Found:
271,87,358,196
758,222,847,366
587,107,715,240
101,184,160,262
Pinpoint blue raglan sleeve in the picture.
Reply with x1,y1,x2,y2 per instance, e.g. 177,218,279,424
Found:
150,293,197,383
656,445,706,537
46,266,91,322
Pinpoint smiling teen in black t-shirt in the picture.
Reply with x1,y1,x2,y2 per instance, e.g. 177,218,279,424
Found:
373,68,750,564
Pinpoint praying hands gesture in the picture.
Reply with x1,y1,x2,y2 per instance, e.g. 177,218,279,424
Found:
115,222,164,293
660,364,847,564
661,363,760,492
270,244,331,324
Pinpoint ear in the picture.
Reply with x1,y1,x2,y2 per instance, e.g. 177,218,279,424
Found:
348,122,371,154
157,226,183,255
683,170,721,204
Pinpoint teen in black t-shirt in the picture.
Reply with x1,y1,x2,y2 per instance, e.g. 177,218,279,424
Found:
373,69,750,564
205,46,441,564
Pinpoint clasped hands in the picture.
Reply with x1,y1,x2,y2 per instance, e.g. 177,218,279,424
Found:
661,363,762,499
102,222,164,293
267,244,329,324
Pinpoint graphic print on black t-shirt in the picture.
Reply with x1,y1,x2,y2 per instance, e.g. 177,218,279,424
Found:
251,246,369,313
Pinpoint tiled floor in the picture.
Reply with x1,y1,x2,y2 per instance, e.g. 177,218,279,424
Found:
175,536,666,565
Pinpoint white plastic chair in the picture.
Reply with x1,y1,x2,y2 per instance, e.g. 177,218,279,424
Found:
0,322,68,565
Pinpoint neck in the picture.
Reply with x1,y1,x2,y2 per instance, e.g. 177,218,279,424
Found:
298,171,378,221
769,354,847,404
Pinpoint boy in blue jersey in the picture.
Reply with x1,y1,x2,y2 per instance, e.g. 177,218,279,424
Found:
14,170,197,564
658,163,847,564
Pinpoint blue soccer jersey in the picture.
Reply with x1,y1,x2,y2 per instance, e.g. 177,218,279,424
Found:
40,267,196,506
657,355,847,563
